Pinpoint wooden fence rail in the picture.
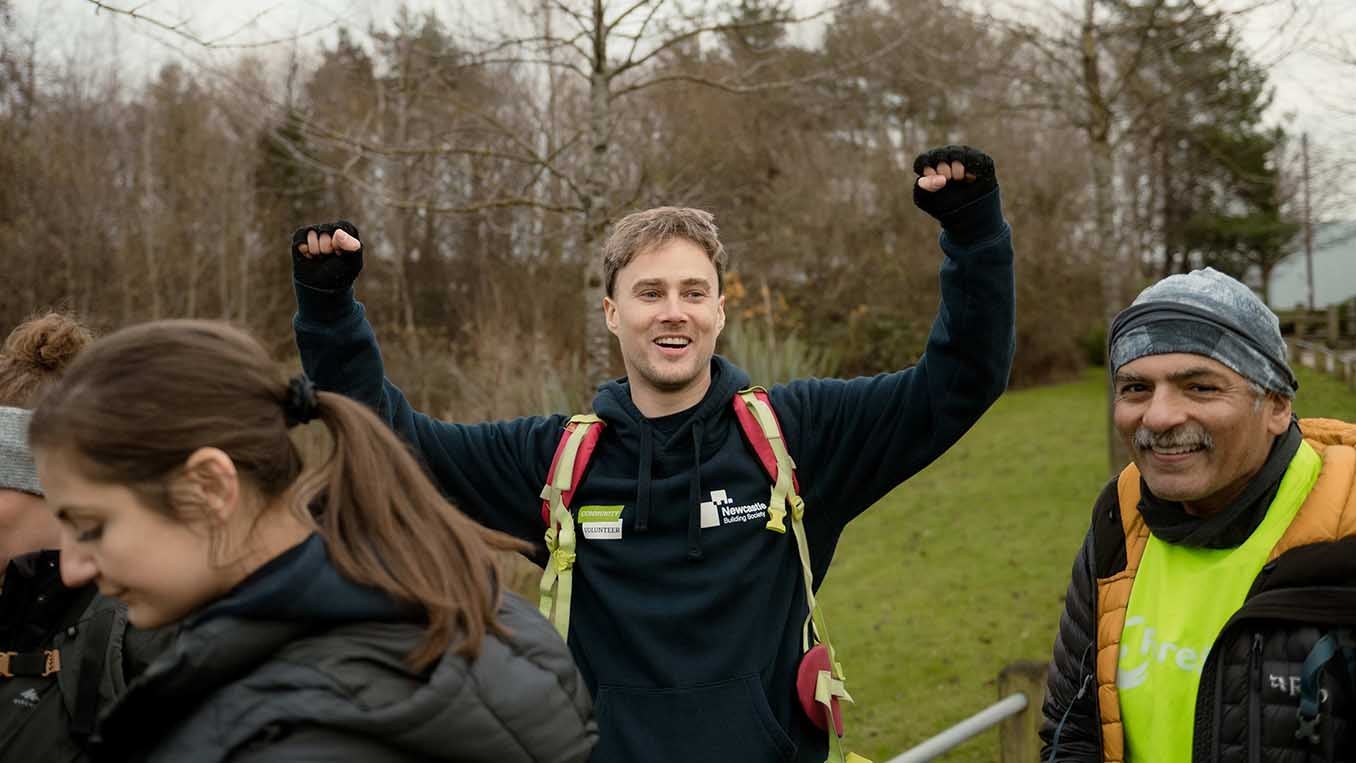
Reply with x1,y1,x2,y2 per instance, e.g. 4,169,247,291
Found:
1287,339,1356,390
1276,298,1356,348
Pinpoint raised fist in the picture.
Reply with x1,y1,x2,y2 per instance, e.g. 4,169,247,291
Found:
912,145,998,237
291,220,364,292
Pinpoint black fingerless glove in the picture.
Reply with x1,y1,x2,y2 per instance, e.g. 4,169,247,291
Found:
912,145,999,241
291,220,364,292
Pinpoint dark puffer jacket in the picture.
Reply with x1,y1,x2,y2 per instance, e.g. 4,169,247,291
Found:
1040,422,1356,762
1194,537,1356,763
90,535,596,763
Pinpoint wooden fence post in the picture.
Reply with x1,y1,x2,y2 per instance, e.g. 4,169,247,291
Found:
997,661,1048,763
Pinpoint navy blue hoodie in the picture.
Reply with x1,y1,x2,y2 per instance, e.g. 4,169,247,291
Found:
294,189,1015,762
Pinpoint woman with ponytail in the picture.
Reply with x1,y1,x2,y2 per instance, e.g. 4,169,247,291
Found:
0,311,167,761
27,319,596,762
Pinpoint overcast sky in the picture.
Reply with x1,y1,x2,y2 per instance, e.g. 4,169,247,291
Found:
16,0,1356,212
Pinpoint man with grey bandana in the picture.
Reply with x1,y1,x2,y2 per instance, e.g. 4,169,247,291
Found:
1038,268,1356,762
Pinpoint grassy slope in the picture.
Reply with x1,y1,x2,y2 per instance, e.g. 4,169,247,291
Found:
818,366,1356,761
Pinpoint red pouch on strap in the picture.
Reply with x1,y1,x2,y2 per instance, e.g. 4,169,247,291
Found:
796,643,844,737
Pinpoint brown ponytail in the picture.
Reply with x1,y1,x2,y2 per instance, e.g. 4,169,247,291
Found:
29,319,527,669
294,390,528,666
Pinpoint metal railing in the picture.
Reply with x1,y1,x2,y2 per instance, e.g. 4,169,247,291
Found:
884,660,1048,762
886,693,1029,762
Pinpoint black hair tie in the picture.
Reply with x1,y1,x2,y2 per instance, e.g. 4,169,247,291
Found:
284,374,319,427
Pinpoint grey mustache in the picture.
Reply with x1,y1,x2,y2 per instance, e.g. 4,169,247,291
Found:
1134,425,1214,452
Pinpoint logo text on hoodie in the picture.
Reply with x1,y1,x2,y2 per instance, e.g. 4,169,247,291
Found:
579,505,624,540
700,489,769,529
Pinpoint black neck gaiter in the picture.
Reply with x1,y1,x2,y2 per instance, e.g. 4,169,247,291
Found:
1138,420,1302,549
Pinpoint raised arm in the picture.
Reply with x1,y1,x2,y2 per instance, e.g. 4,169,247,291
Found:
289,221,562,548
774,145,1016,532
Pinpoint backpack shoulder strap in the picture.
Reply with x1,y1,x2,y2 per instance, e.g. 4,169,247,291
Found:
537,414,604,638
733,387,796,533
539,414,605,525
69,601,117,739
734,388,871,762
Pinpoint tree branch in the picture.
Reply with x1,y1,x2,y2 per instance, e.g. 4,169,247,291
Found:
607,0,662,35
622,0,667,66
467,55,591,79
615,26,910,99
611,0,852,79
1103,0,1168,106
467,29,593,71
270,121,584,216
83,0,338,50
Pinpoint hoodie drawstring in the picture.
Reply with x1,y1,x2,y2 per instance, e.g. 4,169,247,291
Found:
687,420,705,559
636,427,653,532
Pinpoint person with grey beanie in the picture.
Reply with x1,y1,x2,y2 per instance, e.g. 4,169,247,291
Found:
1037,268,1356,762
0,312,169,762
0,407,43,497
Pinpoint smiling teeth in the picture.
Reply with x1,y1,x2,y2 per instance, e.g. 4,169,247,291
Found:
656,338,690,347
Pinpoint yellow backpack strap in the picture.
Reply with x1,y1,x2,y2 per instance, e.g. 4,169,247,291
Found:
538,413,603,638
736,389,872,763
735,388,790,533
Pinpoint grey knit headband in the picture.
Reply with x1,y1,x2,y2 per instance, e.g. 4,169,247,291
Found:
1109,267,1297,398
0,406,42,496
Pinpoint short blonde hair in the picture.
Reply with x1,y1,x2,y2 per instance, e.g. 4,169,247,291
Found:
602,207,727,297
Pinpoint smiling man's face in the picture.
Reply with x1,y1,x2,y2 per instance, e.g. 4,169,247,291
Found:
1113,353,1292,516
603,237,725,416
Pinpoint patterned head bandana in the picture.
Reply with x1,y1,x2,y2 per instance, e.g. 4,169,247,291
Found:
1109,267,1297,398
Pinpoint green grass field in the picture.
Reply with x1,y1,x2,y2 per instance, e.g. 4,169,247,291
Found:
820,366,1356,761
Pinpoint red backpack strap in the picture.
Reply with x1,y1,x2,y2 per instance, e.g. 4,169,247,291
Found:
733,388,798,536
732,387,801,493
540,414,606,524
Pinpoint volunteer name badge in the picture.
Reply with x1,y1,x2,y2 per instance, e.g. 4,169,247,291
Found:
578,505,624,540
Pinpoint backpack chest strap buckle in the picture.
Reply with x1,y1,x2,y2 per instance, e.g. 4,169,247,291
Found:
0,649,61,678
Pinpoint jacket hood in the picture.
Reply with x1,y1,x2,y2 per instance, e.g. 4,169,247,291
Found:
188,533,410,627
590,355,750,444
588,356,751,559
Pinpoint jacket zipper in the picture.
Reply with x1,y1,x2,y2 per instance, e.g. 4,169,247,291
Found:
1089,508,1104,756
1248,633,1263,763
1190,636,1225,763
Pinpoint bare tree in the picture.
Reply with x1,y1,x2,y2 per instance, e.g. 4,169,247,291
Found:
451,0,884,380
994,0,1313,474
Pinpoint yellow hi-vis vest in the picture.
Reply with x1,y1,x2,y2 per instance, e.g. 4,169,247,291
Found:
1093,418,1356,763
